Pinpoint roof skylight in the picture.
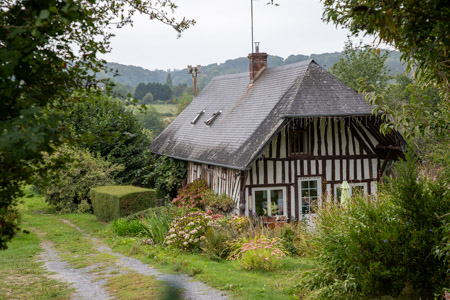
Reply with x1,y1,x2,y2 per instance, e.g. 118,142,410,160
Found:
204,110,222,126
191,110,205,125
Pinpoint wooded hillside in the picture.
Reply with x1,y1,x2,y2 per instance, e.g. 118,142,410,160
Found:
99,50,405,88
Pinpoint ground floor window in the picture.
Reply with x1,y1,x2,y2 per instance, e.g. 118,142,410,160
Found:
252,187,286,216
298,177,322,215
334,182,367,201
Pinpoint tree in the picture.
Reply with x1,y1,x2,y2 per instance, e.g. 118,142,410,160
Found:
0,0,194,249
165,73,173,90
175,92,194,115
68,91,150,184
135,107,166,141
321,0,450,97
134,82,172,101
142,92,154,104
134,83,149,100
330,40,391,92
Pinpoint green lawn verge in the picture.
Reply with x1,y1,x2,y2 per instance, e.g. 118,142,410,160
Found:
61,211,315,299
0,195,74,299
7,190,314,299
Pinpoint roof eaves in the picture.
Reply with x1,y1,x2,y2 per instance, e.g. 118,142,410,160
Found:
281,112,373,118
150,150,246,171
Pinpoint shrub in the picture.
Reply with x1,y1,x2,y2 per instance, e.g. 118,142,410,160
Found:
204,191,234,214
111,218,144,236
171,179,234,214
149,156,187,199
226,216,250,233
276,224,298,256
229,237,286,271
200,227,232,261
165,211,212,251
33,145,122,213
301,152,450,299
172,179,209,209
89,185,156,222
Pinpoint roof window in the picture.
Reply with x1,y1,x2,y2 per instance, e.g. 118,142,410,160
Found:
204,110,222,126
191,110,205,125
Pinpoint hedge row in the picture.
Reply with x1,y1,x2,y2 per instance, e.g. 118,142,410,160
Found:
90,185,156,222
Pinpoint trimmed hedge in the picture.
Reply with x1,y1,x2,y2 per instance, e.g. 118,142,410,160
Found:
89,185,156,222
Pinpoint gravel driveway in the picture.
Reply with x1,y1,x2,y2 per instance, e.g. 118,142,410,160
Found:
37,219,230,300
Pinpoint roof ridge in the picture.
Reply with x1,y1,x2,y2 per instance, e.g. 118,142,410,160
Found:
210,58,314,81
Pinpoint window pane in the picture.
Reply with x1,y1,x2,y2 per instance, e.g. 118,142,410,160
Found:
302,189,309,197
336,186,342,200
310,180,317,188
302,204,310,214
255,191,268,216
270,189,284,215
301,181,308,189
310,189,317,197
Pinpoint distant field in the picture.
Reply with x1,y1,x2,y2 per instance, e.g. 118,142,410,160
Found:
150,104,177,116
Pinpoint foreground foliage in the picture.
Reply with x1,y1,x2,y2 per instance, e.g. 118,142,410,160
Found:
322,0,450,96
0,0,193,249
302,152,450,298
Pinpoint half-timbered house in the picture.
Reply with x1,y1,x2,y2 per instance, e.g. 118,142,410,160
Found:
150,52,405,220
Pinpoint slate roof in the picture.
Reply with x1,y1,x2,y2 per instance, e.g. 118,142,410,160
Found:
150,59,374,170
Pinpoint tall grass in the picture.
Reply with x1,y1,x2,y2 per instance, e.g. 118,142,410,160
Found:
139,210,173,244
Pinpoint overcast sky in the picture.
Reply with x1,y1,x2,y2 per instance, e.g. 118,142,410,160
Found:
102,0,386,71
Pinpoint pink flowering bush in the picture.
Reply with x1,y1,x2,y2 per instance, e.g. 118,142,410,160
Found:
165,211,212,251
229,237,286,271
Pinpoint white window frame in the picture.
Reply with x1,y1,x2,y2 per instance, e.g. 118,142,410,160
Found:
252,187,287,216
334,182,368,199
298,176,322,218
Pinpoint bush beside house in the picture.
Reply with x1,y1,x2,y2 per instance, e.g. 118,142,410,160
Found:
90,185,156,222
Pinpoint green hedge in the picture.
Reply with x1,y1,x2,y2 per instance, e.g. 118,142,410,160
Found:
89,185,156,222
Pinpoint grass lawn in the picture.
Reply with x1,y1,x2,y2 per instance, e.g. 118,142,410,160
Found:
3,188,314,299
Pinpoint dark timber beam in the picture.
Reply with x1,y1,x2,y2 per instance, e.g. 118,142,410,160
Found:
380,151,393,177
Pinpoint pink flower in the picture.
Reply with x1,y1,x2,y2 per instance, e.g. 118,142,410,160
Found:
265,257,269,261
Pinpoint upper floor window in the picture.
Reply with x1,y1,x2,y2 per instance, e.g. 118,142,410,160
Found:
289,128,309,156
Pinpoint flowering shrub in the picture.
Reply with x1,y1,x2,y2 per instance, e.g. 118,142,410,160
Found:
204,190,234,214
226,216,249,233
165,211,212,251
172,179,209,209
229,237,286,271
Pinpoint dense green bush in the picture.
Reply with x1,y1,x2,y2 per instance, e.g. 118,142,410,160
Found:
90,186,156,222
111,218,144,236
148,156,187,199
301,152,450,299
33,145,122,213
68,91,150,184
135,107,166,140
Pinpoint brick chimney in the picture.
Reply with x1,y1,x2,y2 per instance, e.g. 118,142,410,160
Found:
248,52,268,83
